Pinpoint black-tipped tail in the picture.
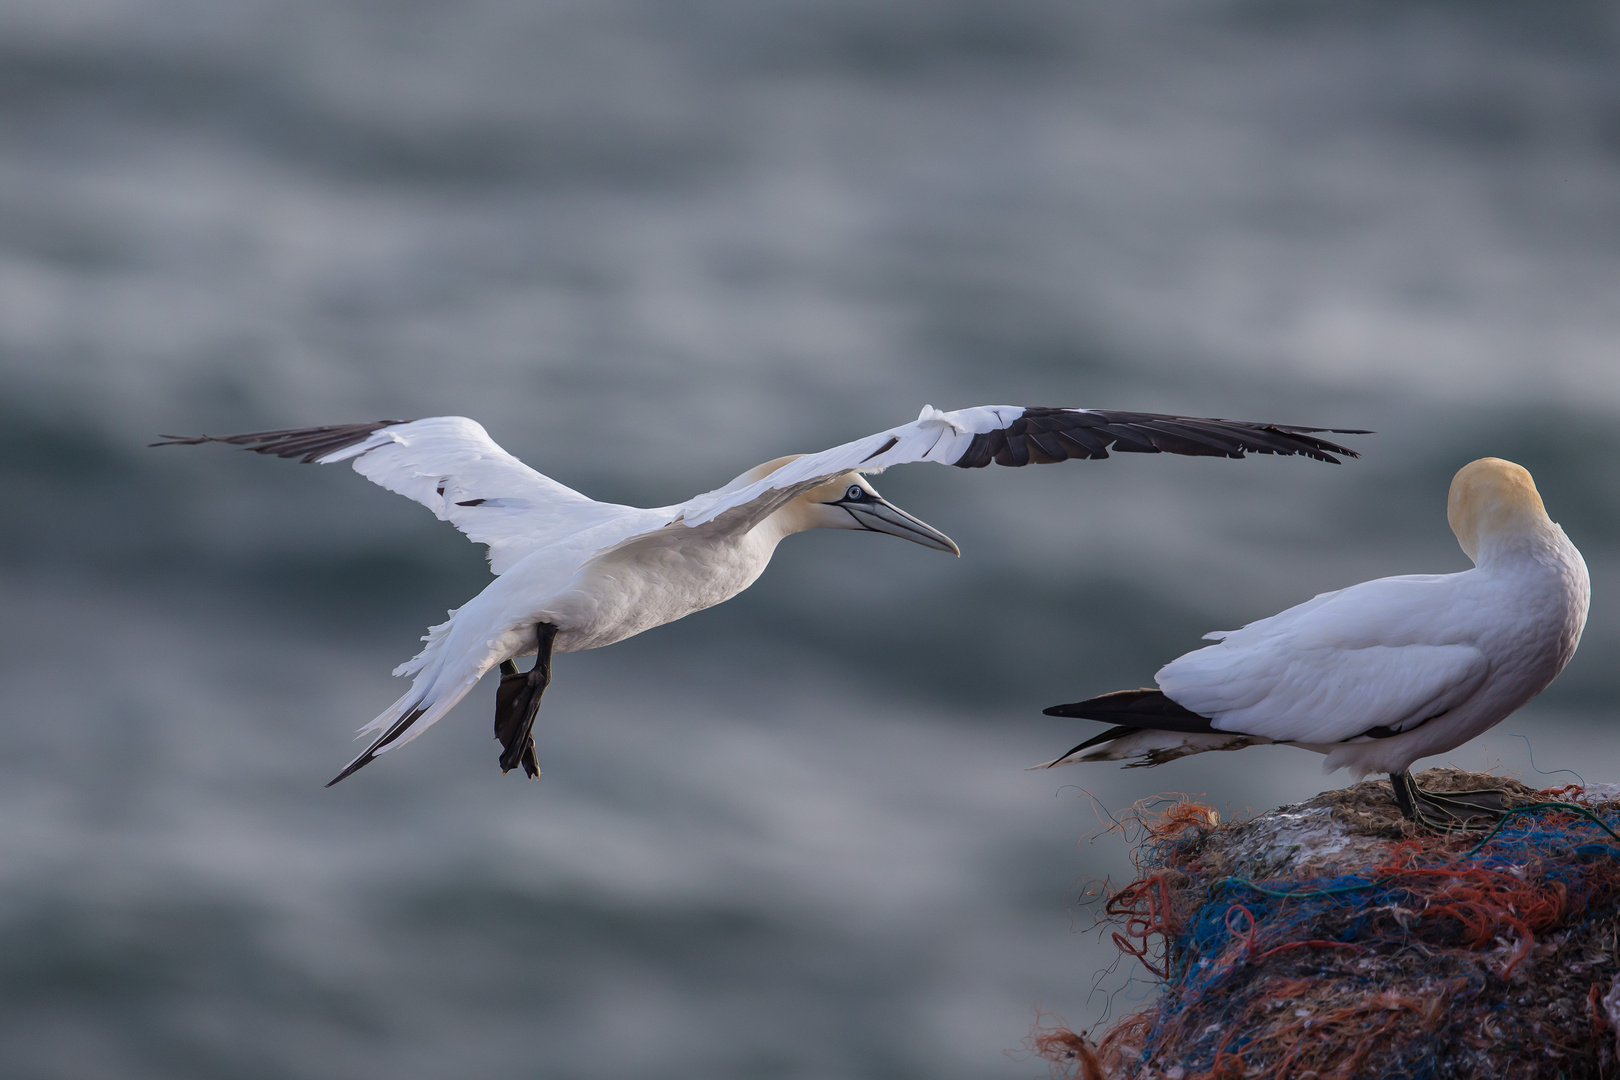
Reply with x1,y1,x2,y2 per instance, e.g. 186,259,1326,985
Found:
326,705,427,787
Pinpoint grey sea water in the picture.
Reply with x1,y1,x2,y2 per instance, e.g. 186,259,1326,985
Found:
2,1,1618,1076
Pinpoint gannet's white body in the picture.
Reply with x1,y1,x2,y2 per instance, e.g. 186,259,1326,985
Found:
1049,458,1589,780
404,457,839,678
159,406,1362,782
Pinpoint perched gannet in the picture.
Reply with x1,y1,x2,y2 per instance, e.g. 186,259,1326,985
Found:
157,406,1363,785
1044,458,1589,827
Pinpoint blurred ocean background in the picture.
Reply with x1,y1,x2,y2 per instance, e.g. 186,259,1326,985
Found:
2,1,1618,1076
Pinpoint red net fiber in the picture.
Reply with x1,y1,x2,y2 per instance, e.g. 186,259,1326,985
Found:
1032,771,1620,1080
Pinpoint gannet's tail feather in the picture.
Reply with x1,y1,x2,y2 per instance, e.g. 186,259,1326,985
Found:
327,609,483,786
326,674,482,787
1034,727,1272,769
326,699,426,787
388,610,459,684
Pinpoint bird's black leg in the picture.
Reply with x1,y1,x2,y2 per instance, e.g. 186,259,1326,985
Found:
494,623,559,779
1388,770,1512,831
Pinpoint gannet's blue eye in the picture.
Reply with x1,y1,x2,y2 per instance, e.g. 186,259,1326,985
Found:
845,485,865,501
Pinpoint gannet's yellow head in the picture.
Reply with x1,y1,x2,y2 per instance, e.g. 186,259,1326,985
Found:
1447,457,1550,563
748,458,959,554
795,471,959,554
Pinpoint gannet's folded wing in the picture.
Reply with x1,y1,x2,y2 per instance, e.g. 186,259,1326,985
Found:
153,417,608,574
1157,584,1490,745
677,404,1368,533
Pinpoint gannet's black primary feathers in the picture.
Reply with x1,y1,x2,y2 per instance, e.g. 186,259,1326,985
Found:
1042,688,1224,767
1043,687,1219,729
152,421,410,464
953,409,1365,468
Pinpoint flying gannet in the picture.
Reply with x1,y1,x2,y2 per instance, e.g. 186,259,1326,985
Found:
157,405,1363,785
1043,457,1589,827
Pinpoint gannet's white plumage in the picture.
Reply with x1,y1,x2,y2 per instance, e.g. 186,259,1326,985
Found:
158,406,1363,782
1046,458,1589,781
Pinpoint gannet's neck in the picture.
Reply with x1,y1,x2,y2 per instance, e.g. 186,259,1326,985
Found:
1471,520,1574,572
763,494,831,539
725,454,866,541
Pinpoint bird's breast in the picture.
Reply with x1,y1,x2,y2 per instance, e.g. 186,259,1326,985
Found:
551,532,776,652
1465,535,1589,699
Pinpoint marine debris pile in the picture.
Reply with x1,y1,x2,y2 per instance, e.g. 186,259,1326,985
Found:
1037,770,1620,1080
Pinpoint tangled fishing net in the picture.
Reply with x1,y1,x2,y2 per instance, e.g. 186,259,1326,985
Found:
1033,769,1620,1080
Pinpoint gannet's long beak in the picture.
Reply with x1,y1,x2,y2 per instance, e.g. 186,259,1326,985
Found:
843,498,960,555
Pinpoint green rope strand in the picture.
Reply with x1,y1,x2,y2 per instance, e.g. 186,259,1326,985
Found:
1461,801,1620,857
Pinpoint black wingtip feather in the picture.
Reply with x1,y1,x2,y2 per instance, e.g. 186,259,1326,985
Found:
152,421,411,464
954,409,1369,469
1042,688,1218,732
1040,690,1224,767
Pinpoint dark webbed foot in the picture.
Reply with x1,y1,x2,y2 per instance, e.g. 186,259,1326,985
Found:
1389,771,1513,831
494,625,558,779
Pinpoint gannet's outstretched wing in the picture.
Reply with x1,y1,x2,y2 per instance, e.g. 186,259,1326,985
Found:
1154,575,1490,745
675,405,1368,535
153,417,613,574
